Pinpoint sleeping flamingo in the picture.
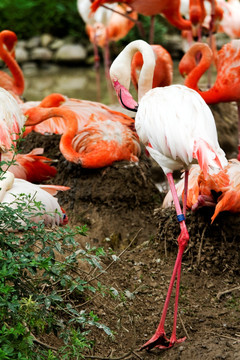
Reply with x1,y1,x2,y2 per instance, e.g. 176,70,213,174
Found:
109,39,227,349
2,148,57,183
179,40,240,158
0,30,24,100
131,44,173,90
0,171,69,228
24,105,141,168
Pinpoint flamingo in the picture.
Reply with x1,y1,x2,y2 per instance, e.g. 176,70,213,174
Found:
90,0,192,35
0,30,25,100
0,87,25,159
2,148,57,183
22,93,136,136
77,0,138,99
179,40,240,159
218,0,240,39
163,159,240,223
131,44,173,90
0,171,69,228
24,105,141,168
109,39,227,349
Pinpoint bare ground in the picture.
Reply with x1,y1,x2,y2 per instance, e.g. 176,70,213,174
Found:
20,102,240,359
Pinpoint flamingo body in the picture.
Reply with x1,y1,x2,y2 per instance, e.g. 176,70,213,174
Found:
0,172,69,227
131,45,173,90
91,0,192,30
0,87,25,153
2,148,57,183
24,102,140,168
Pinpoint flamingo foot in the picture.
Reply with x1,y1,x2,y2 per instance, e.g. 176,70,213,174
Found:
140,331,186,351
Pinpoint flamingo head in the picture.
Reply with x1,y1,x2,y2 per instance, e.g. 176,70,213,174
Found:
112,79,138,112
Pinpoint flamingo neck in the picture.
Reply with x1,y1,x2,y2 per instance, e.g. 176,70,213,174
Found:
110,39,155,101
0,34,24,96
25,107,81,164
183,43,220,103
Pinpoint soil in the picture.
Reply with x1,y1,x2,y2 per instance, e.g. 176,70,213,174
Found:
20,102,240,360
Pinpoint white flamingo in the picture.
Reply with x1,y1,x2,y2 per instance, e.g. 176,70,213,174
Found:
109,39,227,350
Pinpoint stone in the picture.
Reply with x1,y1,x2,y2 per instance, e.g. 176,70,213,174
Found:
41,33,54,48
54,44,87,62
15,47,29,63
26,36,41,49
30,47,53,61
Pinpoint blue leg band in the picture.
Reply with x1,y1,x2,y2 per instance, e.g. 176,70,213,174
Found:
177,214,185,222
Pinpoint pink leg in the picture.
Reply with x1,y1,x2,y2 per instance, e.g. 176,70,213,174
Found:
141,172,189,351
93,33,101,102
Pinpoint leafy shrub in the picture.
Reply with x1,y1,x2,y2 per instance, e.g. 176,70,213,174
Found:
0,148,114,359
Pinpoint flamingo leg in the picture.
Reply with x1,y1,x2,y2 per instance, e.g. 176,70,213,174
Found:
140,171,189,351
93,32,101,102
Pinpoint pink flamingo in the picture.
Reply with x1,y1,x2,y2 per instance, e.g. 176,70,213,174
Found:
24,105,141,168
0,30,24,100
0,87,25,160
2,148,57,183
131,44,173,90
179,40,240,159
109,39,227,349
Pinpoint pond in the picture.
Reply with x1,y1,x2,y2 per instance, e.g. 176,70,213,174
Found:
22,61,215,105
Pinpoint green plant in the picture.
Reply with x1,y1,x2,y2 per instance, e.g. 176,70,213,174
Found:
0,151,115,359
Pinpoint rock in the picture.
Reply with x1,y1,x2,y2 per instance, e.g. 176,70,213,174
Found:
26,36,41,49
49,39,65,50
15,47,29,63
30,47,53,61
41,33,54,48
54,44,87,62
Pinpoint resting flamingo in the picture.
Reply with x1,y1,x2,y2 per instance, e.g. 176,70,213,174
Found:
24,105,141,168
0,171,69,228
179,40,240,158
0,30,25,100
2,148,57,183
109,39,227,349
163,159,240,223
131,44,173,90
0,87,25,160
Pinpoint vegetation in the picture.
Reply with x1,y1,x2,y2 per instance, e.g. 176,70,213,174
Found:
0,141,119,359
0,0,169,44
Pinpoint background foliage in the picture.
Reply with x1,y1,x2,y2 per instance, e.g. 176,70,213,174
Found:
0,0,169,44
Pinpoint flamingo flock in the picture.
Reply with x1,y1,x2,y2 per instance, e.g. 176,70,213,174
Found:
0,0,240,352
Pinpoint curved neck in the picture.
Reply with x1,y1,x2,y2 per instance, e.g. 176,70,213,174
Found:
25,107,80,163
110,39,155,101
0,33,24,95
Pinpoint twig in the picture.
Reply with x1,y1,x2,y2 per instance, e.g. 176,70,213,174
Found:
179,313,191,340
197,226,207,266
32,335,59,351
217,285,240,300
209,331,240,342
87,229,142,284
